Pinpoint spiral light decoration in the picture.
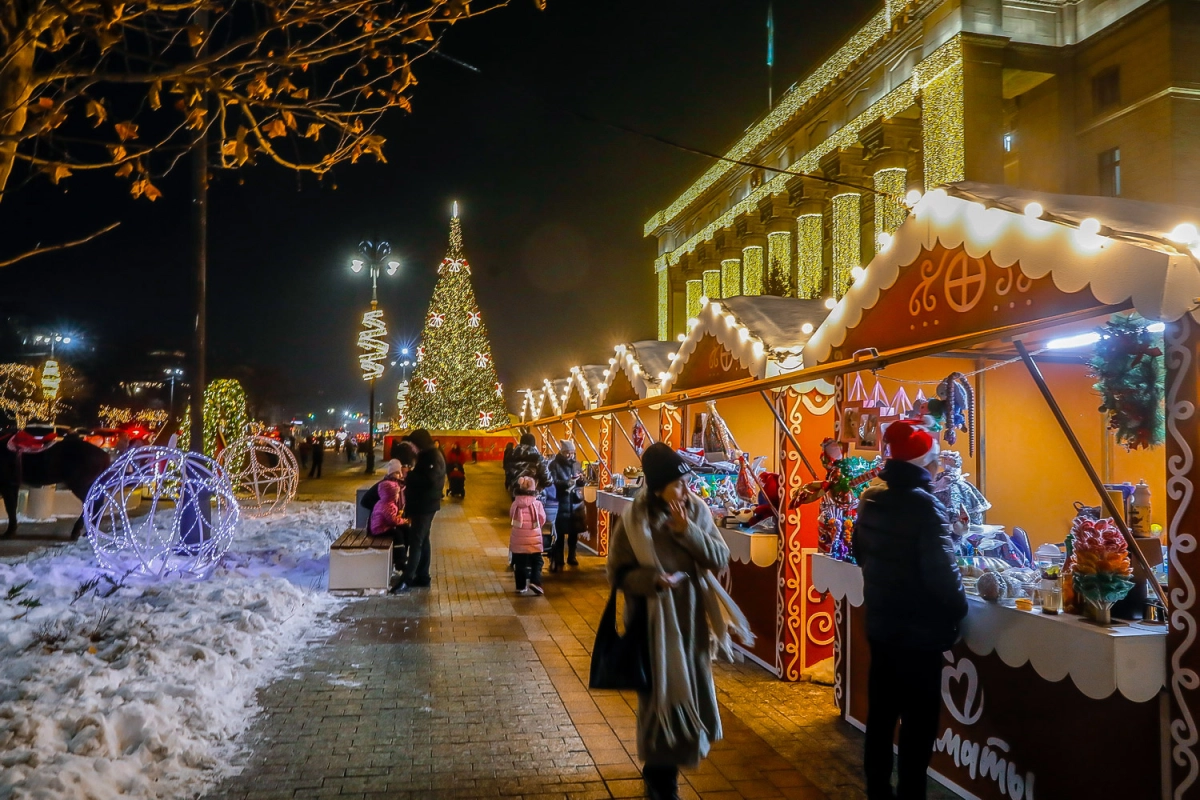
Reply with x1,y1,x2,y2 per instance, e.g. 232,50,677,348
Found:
358,308,389,381
84,446,240,579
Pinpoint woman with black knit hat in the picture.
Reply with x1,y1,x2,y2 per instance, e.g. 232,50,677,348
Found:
606,442,753,800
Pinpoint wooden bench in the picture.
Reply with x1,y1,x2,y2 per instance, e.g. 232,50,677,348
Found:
329,527,394,595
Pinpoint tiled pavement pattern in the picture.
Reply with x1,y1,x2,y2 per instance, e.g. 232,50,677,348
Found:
212,463,957,800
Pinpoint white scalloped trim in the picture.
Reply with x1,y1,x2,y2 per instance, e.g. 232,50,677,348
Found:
662,302,770,392
804,191,1198,367
812,555,1165,703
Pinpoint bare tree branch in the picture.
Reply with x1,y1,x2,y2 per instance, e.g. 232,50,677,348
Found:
0,220,120,268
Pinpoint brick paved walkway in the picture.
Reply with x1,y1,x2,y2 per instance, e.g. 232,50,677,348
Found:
212,463,956,800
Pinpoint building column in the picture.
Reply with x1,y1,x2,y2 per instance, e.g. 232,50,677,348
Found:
862,117,919,252
760,195,794,297
787,176,828,300
685,279,703,322
715,227,742,298
736,216,768,297
703,269,722,301
656,266,670,341
821,148,867,299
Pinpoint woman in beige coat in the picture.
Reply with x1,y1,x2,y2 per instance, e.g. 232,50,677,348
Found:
606,443,753,800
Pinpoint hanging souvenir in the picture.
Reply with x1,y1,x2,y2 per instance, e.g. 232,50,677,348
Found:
928,372,975,455
931,450,990,525
791,438,882,561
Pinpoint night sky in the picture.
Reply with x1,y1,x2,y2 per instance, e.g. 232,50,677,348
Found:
0,0,877,422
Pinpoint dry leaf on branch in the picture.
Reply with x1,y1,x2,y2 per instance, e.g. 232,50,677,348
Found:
86,99,107,126
263,118,287,138
44,164,72,184
129,178,162,201
148,82,162,110
108,145,126,162
304,123,323,140
114,162,134,177
186,107,207,130
114,121,139,141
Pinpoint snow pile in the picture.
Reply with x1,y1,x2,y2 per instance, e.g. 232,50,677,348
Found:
0,501,353,800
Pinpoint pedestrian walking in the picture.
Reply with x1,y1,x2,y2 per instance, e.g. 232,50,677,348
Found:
470,439,480,464
509,476,547,596
854,420,968,800
309,436,324,478
393,428,446,594
548,440,580,571
605,443,752,800
298,436,312,470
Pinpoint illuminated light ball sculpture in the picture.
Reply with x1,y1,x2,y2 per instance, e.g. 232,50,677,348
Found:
216,435,299,518
84,446,240,579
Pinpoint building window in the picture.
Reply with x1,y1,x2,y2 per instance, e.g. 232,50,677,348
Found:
1092,67,1120,113
1003,132,1014,152
1099,147,1121,197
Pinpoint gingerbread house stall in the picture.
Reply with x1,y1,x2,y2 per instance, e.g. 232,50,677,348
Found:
806,182,1200,800
657,294,838,680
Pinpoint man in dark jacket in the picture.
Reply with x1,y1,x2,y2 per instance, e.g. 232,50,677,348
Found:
548,440,580,570
854,419,968,800
394,428,446,593
505,433,550,496
309,437,324,478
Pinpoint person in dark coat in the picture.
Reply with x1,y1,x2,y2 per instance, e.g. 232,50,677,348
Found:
394,428,447,593
309,436,325,478
505,433,550,496
854,420,968,800
548,440,580,571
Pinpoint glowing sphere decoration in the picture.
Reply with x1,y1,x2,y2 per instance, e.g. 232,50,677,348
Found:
84,446,240,579
216,436,299,518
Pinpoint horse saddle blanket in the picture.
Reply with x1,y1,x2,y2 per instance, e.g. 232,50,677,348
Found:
4,431,58,455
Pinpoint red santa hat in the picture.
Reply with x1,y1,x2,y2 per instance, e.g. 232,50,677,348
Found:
882,418,940,466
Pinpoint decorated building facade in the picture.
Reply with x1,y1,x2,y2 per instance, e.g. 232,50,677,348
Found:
648,0,1200,340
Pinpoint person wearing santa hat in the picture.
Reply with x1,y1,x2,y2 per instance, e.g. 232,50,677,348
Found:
854,419,968,800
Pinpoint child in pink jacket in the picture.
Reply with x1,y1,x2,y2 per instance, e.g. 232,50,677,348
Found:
509,475,547,595
369,479,407,537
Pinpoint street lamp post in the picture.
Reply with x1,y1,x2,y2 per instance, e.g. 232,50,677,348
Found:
164,367,185,421
352,240,399,474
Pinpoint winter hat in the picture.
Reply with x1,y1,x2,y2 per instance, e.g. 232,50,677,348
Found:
641,442,693,494
383,459,403,476
517,475,536,493
882,419,940,466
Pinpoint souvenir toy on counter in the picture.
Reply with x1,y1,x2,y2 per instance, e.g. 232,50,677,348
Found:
1069,516,1134,623
932,450,990,525
747,471,783,528
792,438,882,559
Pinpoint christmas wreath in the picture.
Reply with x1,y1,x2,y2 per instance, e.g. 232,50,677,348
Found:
1087,314,1164,450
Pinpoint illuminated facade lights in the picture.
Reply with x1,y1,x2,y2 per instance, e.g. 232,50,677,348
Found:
831,193,861,298
918,35,965,189
873,168,908,250
796,214,823,299
686,279,703,321
721,258,742,298
703,270,722,301
657,268,670,341
742,246,764,296
767,231,793,297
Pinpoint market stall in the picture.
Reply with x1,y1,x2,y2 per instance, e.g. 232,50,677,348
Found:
586,340,676,555
657,295,837,679
806,182,1200,799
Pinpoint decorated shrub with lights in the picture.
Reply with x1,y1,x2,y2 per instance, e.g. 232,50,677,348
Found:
84,446,240,579
179,378,250,457
405,209,509,431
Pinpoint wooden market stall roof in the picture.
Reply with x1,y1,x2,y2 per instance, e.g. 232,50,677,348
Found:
509,182,1200,431
563,365,608,413
662,295,828,393
595,340,678,406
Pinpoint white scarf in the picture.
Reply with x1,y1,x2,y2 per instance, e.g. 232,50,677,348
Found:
620,492,754,749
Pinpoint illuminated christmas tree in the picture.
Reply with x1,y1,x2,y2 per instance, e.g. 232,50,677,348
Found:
406,206,508,431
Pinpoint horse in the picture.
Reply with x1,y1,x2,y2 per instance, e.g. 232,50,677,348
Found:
0,432,111,540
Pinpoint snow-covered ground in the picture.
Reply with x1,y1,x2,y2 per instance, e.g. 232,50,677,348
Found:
0,501,353,800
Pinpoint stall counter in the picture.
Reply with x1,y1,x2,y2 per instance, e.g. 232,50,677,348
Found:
812,554,1165,799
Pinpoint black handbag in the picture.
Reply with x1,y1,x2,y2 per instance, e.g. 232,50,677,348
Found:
589,572,651,692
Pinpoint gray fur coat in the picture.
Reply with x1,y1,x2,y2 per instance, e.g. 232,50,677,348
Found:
606,489,751,767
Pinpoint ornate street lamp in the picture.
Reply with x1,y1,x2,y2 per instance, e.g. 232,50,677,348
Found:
352,240,400,474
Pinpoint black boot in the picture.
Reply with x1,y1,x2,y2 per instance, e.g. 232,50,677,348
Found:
642,764,678,800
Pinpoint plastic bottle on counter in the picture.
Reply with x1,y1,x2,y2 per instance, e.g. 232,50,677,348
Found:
1130,480,1153,536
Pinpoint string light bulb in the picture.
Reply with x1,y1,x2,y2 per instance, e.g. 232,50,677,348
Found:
824,298,837,310
905,189,923,207
1024,202,1044,219
1079,218,1102,236
850,266,866,281
801,322,814,334
1169,223,1200,248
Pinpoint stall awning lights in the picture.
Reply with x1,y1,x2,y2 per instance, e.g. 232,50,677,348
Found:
1147,322,1166,333
1046,332,1101,350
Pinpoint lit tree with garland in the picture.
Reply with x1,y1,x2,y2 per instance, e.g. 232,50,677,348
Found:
406,207,508,431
